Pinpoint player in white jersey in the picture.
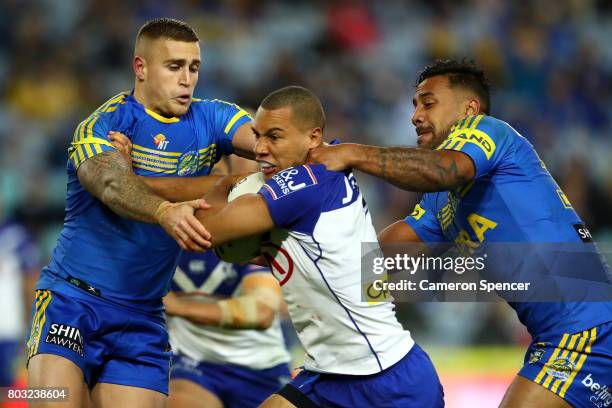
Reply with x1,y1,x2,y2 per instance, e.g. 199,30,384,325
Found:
191,86,444,407
164,251,291,408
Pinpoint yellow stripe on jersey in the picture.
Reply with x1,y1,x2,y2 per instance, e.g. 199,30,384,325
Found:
224,110,249,134
547,332,581,390
132,156,176,170
145,108,179,123
535,333,569,384
27,290,53,359
559,327,597,397
198,144,216,154
470,115,484,129
132,150,178,164
94,92,129,114
132,144,182,157
133,163,176,174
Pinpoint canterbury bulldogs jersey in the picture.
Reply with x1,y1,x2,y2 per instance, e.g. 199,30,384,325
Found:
168,251,290,370
258,164,413,375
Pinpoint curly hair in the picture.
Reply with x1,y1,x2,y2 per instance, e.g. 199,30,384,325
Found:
416,59,491,115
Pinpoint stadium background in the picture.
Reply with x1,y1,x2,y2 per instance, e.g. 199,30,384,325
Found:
1,0,610,407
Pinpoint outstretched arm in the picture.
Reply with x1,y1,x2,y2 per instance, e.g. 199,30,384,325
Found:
194,193,274,247
77,150,211,251
308,143,475,192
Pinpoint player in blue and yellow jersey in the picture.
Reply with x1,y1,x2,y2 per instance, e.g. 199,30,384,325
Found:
26,18,255,408
309,59,612,408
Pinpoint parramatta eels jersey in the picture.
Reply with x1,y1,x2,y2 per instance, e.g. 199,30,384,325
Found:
37,92,251,311
405,114,612,336
168,251,290,370
258,164,413,375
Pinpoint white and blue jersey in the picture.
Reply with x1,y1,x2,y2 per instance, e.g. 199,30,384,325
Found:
258,164,413,376
168,251,290,370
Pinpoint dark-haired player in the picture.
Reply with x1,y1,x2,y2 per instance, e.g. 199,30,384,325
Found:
309,59,612,408
26,18,254,408
190,85,444,407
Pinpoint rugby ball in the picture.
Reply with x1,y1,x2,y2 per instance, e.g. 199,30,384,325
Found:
214,172,266,263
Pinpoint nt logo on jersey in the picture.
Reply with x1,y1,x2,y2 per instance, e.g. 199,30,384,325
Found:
45,323,84,357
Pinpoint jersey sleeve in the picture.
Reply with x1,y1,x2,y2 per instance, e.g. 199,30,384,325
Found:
195,99,252,159
240,264,271,278
404,196,447,243
436,115,510,178
67,113,116,171
258,165,324,234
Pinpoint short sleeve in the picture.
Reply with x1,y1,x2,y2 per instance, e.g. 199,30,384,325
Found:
258,165,323,234
68,113,116,171
404,196,447,243
198,99,252,158
436,115,509,178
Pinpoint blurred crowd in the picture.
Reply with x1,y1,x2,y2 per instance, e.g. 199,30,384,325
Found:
0,0,611,347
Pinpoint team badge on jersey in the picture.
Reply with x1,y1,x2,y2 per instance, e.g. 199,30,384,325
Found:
178,151,199,175
547,356,575,381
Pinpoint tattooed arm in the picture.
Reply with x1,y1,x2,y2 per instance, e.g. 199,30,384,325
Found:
308,143,475,192
77,151,212,251
78,150,164,222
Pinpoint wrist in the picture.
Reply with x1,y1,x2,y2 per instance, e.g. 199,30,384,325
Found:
154,200,172,223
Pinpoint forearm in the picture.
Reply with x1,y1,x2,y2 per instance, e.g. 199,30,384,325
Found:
181,301,224,326
78,152,166,223
140,175,224,202
349,144,470,192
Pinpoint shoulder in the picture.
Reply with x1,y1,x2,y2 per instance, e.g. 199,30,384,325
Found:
75,92,132,130
261,164,324,200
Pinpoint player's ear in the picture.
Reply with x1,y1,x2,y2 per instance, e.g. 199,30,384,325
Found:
133,55,146,81
465,98,481,116
308,127,323,148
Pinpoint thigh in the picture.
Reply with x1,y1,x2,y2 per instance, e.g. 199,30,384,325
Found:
28,354,86,408
168,379,223,408
91,382,166,408
500,375,571,408
259,394,298,408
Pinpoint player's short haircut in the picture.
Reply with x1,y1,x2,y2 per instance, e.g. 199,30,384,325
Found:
417,59,491,115
136,18,199,44
260,86,326,131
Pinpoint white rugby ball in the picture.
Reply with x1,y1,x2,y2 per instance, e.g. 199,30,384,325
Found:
214,172,266,263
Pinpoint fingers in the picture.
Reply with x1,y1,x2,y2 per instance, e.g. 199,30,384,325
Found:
187,198,211,210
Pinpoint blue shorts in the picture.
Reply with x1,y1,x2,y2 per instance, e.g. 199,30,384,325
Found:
25,286,171,394
520,321,612,408
279,343,444,408
171,351,291,408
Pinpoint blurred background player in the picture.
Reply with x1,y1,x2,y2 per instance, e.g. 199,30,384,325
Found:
25,18,254,408
308,59,612,408
164,251,291,408
191,86,444,407
0,193,40,400
146,151,292,408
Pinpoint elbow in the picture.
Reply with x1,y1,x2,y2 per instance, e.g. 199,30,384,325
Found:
99,177,123,207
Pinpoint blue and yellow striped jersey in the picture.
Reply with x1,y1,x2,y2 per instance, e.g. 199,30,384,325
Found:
406,115,612,336
38,92,252,311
